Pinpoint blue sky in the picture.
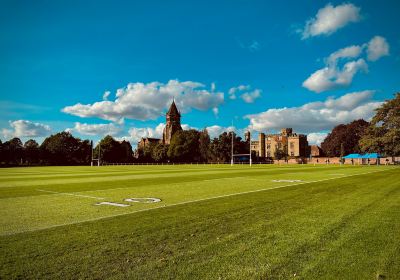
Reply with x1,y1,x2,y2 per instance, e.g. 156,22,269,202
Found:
1,0,399,146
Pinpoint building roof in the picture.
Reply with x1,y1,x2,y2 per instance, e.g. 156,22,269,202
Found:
167,100,180,116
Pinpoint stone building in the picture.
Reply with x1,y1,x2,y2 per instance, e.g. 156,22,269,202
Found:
137,100,182,151
162,100,182,144
250,128,309,159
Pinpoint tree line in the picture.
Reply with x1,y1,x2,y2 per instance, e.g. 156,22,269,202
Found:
0,92,398,166
320,93,399,157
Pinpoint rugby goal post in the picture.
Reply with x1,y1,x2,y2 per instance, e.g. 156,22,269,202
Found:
230,131,252,166
91,140,101,167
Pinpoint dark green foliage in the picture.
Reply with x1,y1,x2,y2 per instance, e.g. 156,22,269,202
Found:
24,139,40,164
168,129,201,162
199,128,211,162
1,137,24,164
274,148,287,160
40,132,91,165
360,93,400,156
152,143,168,162
321,119,369,156
94,135,133,163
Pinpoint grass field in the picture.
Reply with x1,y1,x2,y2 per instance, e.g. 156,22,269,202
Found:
1,164,399,279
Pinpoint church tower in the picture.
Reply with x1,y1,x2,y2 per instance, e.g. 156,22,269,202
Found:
163,99,182,144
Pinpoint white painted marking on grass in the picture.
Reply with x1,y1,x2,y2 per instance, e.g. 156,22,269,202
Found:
95,202,130,207
272,180,303,183
125,198,161,203
329,174,345,176
5,168,395,236
36,189,105,200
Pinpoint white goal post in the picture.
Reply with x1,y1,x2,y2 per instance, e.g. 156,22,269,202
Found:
230,131,252,166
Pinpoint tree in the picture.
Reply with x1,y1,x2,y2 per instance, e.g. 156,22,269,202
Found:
152,143,168,162
94,135,132,163
168,129,201,162
209,132,247,163
274,148,287,160
24,139,40,164
199,128,211,162
2,138,24,164
41,132,90,165
321,119,369,156
360,93,400,156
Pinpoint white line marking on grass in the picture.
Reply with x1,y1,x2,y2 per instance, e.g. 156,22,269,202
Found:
36,189,105,200
4,168,391,236
95,202,130,207
329,174,345,175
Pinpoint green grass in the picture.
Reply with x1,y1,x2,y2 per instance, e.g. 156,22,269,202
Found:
0,164,399,279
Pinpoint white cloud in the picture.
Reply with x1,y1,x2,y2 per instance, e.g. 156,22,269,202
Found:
307,132,328,145
1,120,51,139
102,91,111,101
327,45,363,65
228,85,262,103
69,122,122,136
303,35,390,93
62,80,224,123
367,36,390,61
246,90,381,133
301,3,361,39
117,123,165,144
205,125,235,139
241,89,262,103
303,58,368,93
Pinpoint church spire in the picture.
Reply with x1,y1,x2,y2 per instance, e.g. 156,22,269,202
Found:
167,98,180,116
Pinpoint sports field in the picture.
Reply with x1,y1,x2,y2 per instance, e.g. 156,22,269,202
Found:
1,164,399,279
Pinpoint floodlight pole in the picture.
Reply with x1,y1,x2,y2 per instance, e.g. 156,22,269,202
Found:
249,131,252,167
98,143,101,167
91,140,93,167
231,130,234,166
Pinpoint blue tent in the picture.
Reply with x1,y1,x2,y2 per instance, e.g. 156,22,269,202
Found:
343,153,362,159
361,153,381,159
343,153,381,159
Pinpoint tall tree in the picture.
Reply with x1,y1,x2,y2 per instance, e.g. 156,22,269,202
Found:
168,129,201,162
360,93,400,156
41,132,90,165
2,138,24,164
152,143,168,162
321,119,369,156
199,128,211,162
24,139,40,164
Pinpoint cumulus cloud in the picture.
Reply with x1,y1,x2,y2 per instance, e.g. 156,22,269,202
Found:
68,122,122,136
301,3,361,39
367,36,390,61
303,36,390,93
62,80,224,123
205,125,235,139
246,90,381,133
228,85,262,103
1,120,51,139
102,91,111,101
117,123,165,144
303,58,368,93
307,132,328,145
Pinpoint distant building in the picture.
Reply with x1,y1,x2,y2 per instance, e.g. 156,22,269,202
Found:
137,100,182,152
251,128,309,159
310,145,324,157
162,100,182,145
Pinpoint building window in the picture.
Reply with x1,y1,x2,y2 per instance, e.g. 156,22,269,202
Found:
290,142,294,149
278,143,282,149
267,144,270,149
267,152,271,157
291,152,294,156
